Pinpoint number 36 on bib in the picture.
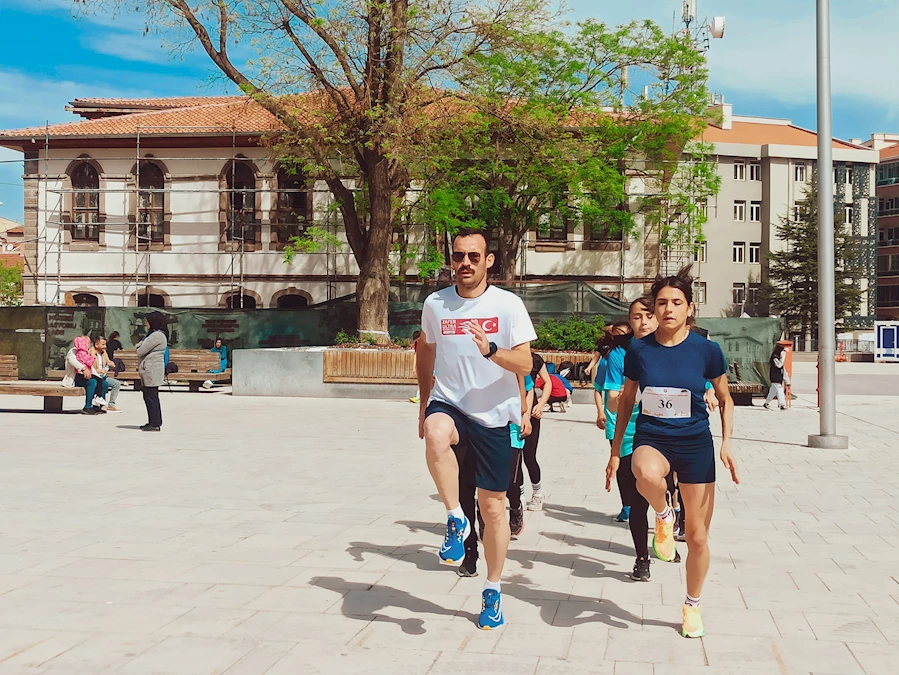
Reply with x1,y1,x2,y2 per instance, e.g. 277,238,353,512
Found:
641,386,691,419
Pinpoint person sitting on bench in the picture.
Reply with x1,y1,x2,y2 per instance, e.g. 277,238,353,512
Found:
61,336,105,415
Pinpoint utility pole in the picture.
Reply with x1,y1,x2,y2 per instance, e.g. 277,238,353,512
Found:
808,0,848,450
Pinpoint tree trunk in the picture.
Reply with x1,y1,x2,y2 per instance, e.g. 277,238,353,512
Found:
356,161,394,342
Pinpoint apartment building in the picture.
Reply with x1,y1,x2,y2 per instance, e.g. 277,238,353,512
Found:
693,103,878,324
0,96,652,309
864,134,899,320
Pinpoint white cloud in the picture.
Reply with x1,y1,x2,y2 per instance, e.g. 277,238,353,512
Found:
567,0,899,124
0,70,149,129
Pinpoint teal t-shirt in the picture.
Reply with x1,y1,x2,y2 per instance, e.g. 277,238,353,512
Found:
603,346,637,456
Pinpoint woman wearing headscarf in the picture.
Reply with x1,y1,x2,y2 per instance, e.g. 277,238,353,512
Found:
136,311,168,431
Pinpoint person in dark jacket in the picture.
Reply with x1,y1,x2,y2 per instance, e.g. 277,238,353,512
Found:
136,312,168,431
764,344,787,410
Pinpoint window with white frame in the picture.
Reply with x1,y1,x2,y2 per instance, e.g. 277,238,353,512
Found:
749,201,761,222
846,166,853,185
732,283,746,305
733,200,746,222
692,240,707,263
844,204,853,224
694,282,707,305
748,283,761,306
749,242,761,263
795,162,807,182
734,160,745,181
749,162,761,181
733,241,746,263
792,205,803,222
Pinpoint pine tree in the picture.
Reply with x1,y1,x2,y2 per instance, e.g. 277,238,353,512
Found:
766,173,864,343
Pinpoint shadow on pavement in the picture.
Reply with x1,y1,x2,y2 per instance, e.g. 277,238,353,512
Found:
313,576,478,633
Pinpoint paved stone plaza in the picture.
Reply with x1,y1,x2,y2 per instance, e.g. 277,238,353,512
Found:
1,369,898,674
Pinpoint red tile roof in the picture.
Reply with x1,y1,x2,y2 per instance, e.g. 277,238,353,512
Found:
0,99,284,140
701,120,860,150
0,253,23,268
881,143,899,161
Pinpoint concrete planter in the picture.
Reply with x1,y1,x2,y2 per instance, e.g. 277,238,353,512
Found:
232,347,418,399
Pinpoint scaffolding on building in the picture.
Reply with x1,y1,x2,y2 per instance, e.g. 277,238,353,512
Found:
1,123,345,308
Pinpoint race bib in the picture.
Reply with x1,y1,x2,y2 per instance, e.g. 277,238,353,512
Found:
641,386,691,419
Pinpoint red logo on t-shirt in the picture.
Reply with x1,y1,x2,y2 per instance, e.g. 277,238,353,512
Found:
441,318,500,336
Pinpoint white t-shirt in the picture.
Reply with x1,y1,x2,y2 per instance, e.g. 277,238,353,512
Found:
421,285,536,428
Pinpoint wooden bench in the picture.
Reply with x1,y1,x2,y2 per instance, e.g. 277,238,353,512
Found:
0,355,18,382
0,356,86,412
324,348,416,384
48,349,232,392
728,381,765,406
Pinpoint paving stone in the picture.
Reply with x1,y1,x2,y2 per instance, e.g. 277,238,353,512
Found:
0,392,897,673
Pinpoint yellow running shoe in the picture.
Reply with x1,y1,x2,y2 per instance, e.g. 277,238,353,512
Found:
409,396,420,403
652,514,676,562
682,604,705,638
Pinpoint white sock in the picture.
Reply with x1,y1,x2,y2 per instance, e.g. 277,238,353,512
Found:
484,579,501,592
448,505,465,521
655,506,674,523
532,482,542,494
685,593,701,607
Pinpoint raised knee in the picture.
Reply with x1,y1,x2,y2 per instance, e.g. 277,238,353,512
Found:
423,418,453,449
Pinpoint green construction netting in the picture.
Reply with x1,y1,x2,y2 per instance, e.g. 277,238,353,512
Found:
0,284,780,383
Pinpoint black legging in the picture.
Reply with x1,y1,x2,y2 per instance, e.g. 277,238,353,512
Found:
522,416,541,485
459,443,524,561
619,454,649,558
620,453,679,559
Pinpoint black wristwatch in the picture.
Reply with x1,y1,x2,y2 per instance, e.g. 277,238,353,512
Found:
483,341,498,359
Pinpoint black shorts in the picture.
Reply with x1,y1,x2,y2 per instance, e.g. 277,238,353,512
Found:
426,401,513,493
633,430,716,484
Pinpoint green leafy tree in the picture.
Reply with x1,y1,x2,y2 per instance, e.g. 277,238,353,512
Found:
0,261,23,307
533,314,606,352
78,0,552,340
410,20,717,278
766,174,864,340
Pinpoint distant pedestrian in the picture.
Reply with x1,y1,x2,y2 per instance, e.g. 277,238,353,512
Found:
136,312,168,431
208,337,228,373
764,344,787,410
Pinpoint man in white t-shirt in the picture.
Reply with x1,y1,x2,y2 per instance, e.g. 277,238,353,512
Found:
417,229,536,630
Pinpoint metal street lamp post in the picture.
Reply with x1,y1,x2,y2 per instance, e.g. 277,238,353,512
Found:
808,0,848,450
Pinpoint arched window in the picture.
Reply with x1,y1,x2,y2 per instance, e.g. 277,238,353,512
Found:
275,166,311,246
71,163,100,241
226,294,257,309
137,293,166,308
226,162,256,244
138,163,165,244
277,294,308,309
72,293,99,307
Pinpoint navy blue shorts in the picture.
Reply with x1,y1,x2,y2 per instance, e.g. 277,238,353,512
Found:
426,401,513,493
633,430,716,484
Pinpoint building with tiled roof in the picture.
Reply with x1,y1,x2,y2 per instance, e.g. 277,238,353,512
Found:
862,134,899,319
681,100,878,329
0,94,881,327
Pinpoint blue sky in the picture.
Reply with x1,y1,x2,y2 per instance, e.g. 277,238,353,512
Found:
1,0,897,223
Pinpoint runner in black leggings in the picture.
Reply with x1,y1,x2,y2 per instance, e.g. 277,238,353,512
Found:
523,353,551,510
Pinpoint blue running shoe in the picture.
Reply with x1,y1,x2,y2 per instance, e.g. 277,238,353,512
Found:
478,588,505,630
616,506,631,522
439,514,470,564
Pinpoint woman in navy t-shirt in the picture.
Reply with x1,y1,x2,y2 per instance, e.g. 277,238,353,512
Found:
607,265,738,640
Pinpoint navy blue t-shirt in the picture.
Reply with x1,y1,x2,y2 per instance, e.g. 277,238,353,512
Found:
623,330,727,437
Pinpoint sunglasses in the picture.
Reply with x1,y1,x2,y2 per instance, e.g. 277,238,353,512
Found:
451,251,482,264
